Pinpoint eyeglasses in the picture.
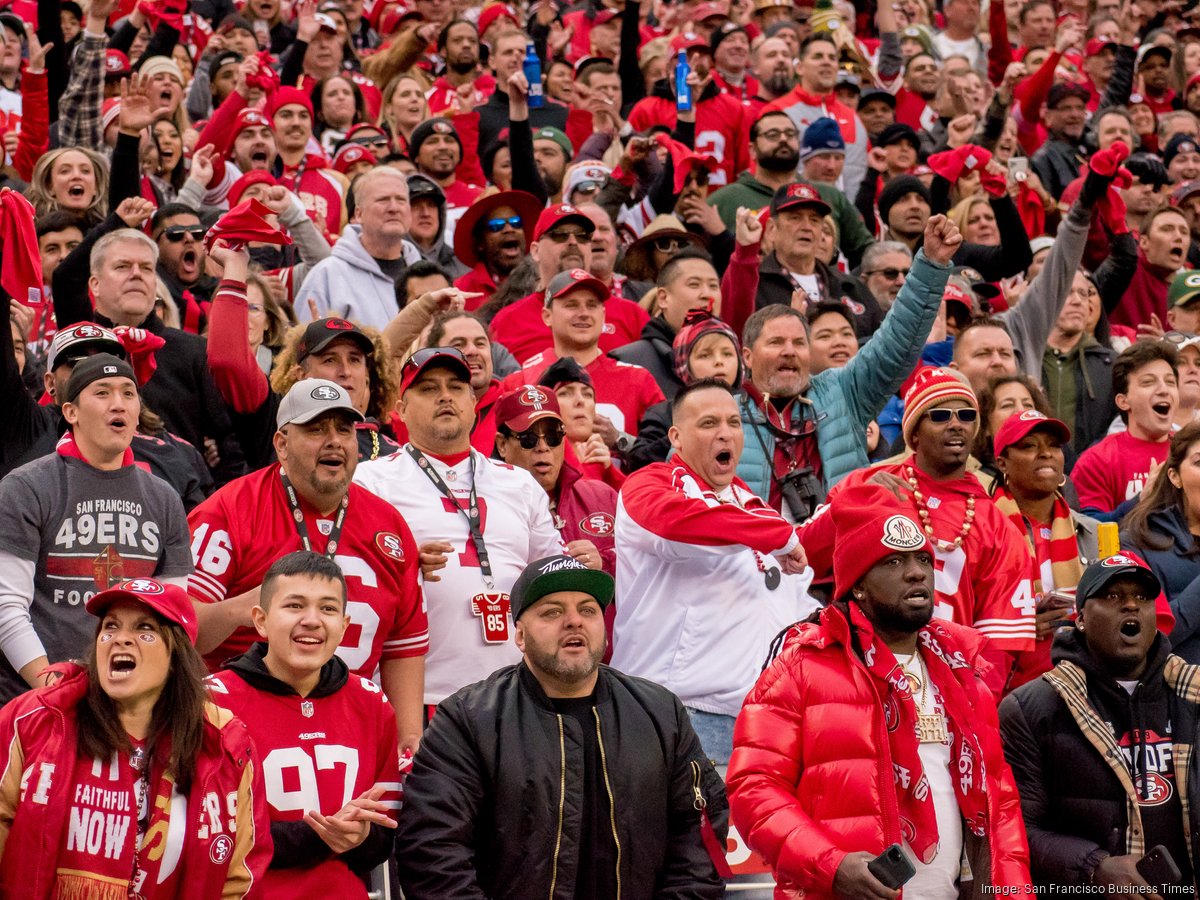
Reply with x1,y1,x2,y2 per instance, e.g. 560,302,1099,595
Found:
1163,330,1199,345
543,228,589,244
485,215,522,232
653,236,689,254
512,425,565,449
866,267,910,281
758,128,799,142
247,303,265,314
351,135,390,148
161,224,206,242
926,407,978,424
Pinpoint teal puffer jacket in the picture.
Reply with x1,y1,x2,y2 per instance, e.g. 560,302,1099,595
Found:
737,250,950,498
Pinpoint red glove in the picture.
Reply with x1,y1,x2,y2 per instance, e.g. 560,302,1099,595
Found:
246,50,279,94
111,325,167,386
927,144,993,184
138,0,186,31
979,167,1007,197
1089,139,1130,177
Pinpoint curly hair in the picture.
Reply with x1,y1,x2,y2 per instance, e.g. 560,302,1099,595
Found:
269,321,399,420
28,147,110,226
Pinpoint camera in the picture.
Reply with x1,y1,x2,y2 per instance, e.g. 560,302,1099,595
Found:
778,467,825,523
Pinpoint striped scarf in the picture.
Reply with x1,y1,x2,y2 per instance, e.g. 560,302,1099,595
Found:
991,485,1083,594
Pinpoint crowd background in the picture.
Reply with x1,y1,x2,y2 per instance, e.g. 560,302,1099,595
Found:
6,0,1200,894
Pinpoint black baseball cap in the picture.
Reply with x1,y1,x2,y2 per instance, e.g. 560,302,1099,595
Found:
407,173,445,206
296,317,375,362
510,555,615,621
1075,554,1162,611
64,353,137,403
398,346,472,396
538,356,594,389
859,87,897,109
1046,82,1090,109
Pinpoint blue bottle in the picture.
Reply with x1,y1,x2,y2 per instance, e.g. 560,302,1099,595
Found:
675,50,693,113
524,42,544,108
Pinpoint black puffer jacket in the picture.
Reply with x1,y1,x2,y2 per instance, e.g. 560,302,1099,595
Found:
754,254,884,343
395,663,729,900
999,629,1200,889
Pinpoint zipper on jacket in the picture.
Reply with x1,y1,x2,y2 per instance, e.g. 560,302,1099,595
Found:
549,714,566,900
593,707,623,900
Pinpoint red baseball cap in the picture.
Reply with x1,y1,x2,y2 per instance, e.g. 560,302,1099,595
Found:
943,280,975,312
543,268,609,307
233,108,273,139
494,384,564,432
1085,38,1117,56
533,203,595,241
478,2,519,34
593,8,619,25
332,142,374,174
399,346,472,395
671,31,711,53
105,49,131,78
693,2,730,22
992,409,1071,457
86,579,199,645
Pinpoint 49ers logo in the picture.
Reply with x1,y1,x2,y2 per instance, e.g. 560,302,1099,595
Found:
72,324,104,338
375,531,405,561
209,834,233,864
579,512,615,537
1136,772,1173,806
119,578,164,594
311,384,342,401
518,386,550,407
325,318,354,331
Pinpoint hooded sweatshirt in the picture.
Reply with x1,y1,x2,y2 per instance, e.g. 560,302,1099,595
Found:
296,224,421,329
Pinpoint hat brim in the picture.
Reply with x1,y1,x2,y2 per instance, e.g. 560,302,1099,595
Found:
1173,290,1200,309
773,198,833,218
535,211,596,242
454,190,543,268
282,404,366,427
623,228,705,280
401,353,473,395
85,588,199,644
514,567,615,620
501,407,564,432
50,338,126,370
995,417,1071,456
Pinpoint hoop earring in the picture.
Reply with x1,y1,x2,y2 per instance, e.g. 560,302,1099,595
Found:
1058,476,1067,488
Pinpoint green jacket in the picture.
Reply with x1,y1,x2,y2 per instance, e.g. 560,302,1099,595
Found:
707,172,875,269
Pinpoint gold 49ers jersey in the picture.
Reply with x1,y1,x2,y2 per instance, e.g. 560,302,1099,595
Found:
207,664,400,898
186,464,428,675
354,448,567,705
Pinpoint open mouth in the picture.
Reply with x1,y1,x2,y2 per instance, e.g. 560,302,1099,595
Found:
560,635,587,650
1120,619,1142,638
317,453,344,471
67,184,87,200
108,416,129,431
180,248,198,272
158,89,173,106
1170,246,1186,262
293,633,323,648
904,588,932,603
251,148,269,163
714,449,733,466
1152,401,1172,417
108,653,137,679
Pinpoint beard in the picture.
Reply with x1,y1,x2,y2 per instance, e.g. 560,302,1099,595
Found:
524,638,603,685
763,72,796,98
448,56,476,75
757,147,800,174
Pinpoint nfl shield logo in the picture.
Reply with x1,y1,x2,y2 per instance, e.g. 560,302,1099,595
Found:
301,700,314,718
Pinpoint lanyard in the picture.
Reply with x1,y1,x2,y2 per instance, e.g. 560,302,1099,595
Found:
280,471,348,557
407,446,494,589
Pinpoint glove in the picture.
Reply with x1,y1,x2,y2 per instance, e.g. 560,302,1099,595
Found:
111,325,167,386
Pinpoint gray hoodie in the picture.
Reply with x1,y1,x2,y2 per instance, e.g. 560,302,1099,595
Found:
296,225,421,329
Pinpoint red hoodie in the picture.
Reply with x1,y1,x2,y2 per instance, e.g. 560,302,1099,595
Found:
1109,252,1173,330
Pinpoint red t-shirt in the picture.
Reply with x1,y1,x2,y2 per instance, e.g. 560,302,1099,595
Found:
187,465,429,674
499,350,665,435
488,292,650,365
1072,431,1169,512
208,667,400,898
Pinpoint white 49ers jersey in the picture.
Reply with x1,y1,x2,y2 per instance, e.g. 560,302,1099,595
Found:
354,448,568,704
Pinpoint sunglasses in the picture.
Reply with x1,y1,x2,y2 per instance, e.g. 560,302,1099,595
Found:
543,228,590,244
485,215,522,232
161,224,206,242
926,407,978,424
653,236,689,254
351,135,389,148
867,267,910,281
403,346,468,377
512,425,565,449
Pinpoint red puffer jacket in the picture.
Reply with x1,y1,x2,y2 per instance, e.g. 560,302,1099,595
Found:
727,606,1031,899
0,665,271,899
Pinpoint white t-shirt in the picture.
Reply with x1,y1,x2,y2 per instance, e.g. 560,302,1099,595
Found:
895,652,963,900
354,447,568,703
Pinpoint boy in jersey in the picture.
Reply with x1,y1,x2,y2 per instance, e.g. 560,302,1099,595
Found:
207,550,400,898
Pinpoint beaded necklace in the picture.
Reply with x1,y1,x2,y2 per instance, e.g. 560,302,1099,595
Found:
904,466,975,549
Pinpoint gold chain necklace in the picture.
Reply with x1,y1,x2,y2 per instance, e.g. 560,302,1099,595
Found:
905,466,975,549
900,650,949,744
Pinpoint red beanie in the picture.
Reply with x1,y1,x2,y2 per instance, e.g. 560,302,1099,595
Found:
900,366,977,449
228,170,278,207
831,483,933,598
267,86,314,121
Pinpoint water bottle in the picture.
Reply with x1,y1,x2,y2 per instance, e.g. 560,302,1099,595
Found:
675,50,693,113
524,42,544,109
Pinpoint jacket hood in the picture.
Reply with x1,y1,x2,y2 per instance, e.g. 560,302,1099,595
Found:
222,641,349,699
1148,506,1194,552
331,224,393,277
1050,623,1172,688
640,314,676,347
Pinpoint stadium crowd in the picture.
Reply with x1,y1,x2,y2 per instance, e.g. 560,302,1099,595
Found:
7,0,1200,895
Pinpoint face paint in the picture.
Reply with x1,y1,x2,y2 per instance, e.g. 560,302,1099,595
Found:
99,633,114,643
138,633,158,643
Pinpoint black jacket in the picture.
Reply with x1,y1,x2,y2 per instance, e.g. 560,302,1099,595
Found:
610,316,681,401
754,254,883,342
999,629,1200,889
1032,136,1085,200
1069,341,1119,457
395,663,729,900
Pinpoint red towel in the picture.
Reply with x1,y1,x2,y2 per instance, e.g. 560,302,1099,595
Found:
0,189,44,307
205,197,294,252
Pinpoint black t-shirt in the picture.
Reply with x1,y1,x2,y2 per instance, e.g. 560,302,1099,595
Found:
551,694,618,900
373,255,407,283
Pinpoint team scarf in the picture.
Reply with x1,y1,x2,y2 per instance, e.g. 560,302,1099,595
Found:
990,484,1083,595
56,432,135,469
847,603,989,862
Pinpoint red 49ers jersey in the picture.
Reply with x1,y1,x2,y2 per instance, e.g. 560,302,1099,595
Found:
796,460,1036,653
207,667,400,898
186,464,428,675
354,448,568,704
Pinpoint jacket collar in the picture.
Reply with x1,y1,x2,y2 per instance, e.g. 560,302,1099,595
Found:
517,660,612,711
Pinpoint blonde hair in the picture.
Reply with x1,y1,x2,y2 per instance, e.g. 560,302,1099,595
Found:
948,196,991,238
29,147,110,225
270,321,399,419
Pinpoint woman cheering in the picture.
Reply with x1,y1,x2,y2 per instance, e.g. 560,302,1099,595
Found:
0,580,270,899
